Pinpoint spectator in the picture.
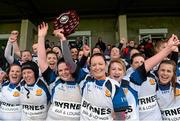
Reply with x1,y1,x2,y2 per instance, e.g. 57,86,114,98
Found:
95,37,106,53
75,36,83,49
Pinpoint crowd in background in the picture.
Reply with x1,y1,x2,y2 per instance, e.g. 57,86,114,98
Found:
0,22,179,121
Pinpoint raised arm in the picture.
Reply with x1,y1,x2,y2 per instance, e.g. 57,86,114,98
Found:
37,22,49,73
53,29,77,73
4,30,19,64
144,34,180,72
170,46,179,65
78,44,91,67
12,31,21,58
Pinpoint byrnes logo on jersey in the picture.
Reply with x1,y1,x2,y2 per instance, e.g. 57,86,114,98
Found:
175,89,180,96
81,99,112,120
52,100,81,118
161,107,180,121
139,94,157,112
0,101,21,112
22,104,46,116
36,89,43,96
105,88,111,97
149,79,155,85
13,91,20,97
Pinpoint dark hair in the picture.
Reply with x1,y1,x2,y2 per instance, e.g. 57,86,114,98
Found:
158,60,177,96
46,50,58,59
57,58,65,66
130,53,145,64
21,50,32,57
22,61,39,80
70,46,78,51
92,47,102,54
89,53,106,65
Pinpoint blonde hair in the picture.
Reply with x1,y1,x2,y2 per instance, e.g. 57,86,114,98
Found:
108,59,126,74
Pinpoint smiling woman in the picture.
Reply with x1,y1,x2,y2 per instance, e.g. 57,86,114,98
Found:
37,22,82,121
156,60,180,120
20,61,51,121
0,64,21,121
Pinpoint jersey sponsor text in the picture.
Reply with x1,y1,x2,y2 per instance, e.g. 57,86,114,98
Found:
161,107,180,121
81,99,112,120
139,94,157,112
52,100,81,117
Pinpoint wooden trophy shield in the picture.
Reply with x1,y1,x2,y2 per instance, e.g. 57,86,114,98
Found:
53,10,80,36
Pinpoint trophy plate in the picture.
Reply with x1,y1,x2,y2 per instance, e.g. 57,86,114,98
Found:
53,10,80,36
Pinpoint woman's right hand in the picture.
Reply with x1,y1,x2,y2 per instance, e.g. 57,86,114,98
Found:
53,28,66,41
8,30,18,43
38,22,48,38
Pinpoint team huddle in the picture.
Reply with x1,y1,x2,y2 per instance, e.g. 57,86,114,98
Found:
0,22,179,121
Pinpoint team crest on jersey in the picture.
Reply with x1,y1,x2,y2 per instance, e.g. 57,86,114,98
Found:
36,89,42,96
105,88,111,97
13,91,20,97
175,89,180,96
124,88,128,95
149,79,155,85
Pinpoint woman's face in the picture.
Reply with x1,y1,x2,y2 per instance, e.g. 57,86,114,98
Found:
131,56,145,69
47,53,58,70
52,47,62,58
156,42,167,53
110,47,120,60
92,48,101,54
58,62,72,81
22,69,35,85
109,62,125,82
158,63,174,85
9,65,21,84
90,56,106,79
71,48,78,60
78,50,84,60
21,51,32,63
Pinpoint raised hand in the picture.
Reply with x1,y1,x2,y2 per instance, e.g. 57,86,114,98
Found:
83,44,91,57
53,28,66,41
8,30,18,43
167,34,180,51
0,70,6,83
38,22,48,38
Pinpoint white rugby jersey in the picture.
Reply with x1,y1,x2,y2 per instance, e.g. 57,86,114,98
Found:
20,78,50,121
138,75,162,121
157,83,180,121
46,78,81,121
79,75,128,121
120,80,139,121
42,67,82,121
125,65,162,121
0,80,21,121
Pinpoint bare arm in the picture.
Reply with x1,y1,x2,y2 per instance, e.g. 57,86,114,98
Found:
37,22,49,73
144,34,180,72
